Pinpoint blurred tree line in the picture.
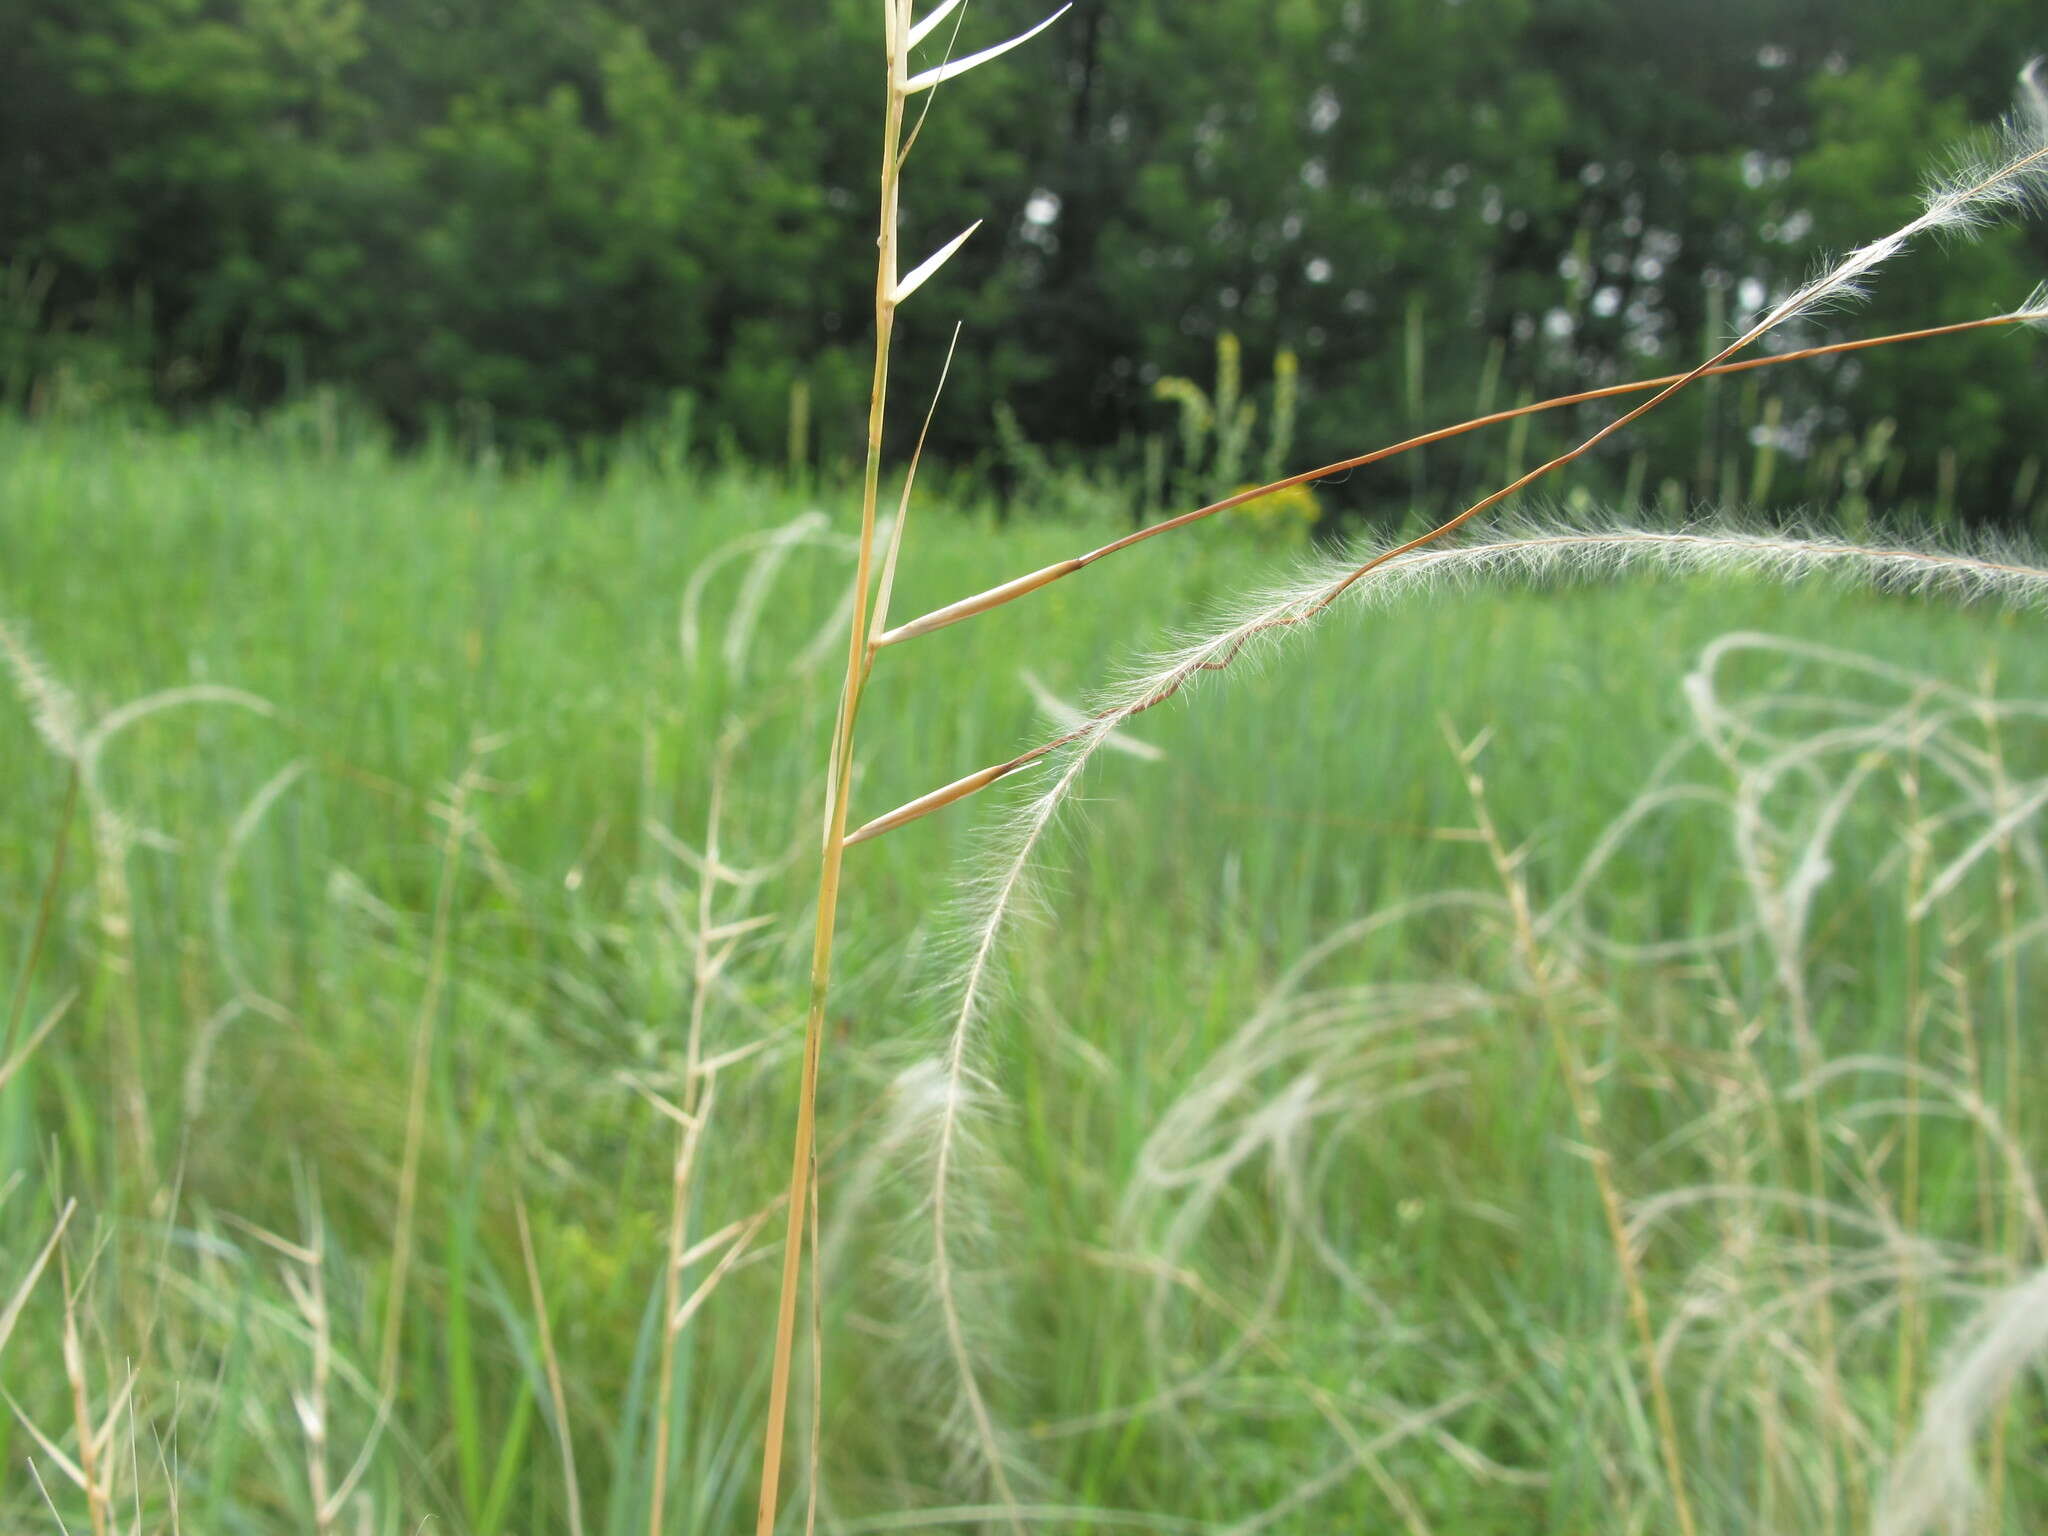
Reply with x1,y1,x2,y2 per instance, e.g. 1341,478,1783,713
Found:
3,0,2043,516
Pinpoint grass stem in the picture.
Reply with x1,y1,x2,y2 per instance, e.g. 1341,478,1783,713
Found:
757,7,908,1527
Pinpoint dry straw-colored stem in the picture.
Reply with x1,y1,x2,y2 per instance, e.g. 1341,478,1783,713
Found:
515,1196,586,1536
55,1248,109,1536
759,4,904,1526
759,3,1064,1524
379,754,481,1399
651,738,733,1536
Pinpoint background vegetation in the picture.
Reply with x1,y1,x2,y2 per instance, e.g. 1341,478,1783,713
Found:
3,413,2045,1530
5,0,2047,513
5,3,2048,1532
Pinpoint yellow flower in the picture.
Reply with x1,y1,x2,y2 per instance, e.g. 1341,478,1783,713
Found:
1229,480,1321,542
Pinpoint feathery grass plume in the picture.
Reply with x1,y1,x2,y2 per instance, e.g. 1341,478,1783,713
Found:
1272,87,2048,663
1643,633,2048,1522
0,610,84,759
2019,277,2048,333
677,509,857,679
1574,632,2046,1517
908,517,2048,1517
893,1026,1032,1513
1108,910,1495,1441
860,519,2048,847
1019,669,1164,761
877,86,2048,1473
1754,92,2048,332
1873,1267,2048,1536
2,605,276,1191
1544,621,2048,966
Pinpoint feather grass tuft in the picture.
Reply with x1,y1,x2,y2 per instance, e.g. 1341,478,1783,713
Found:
1873,1267,2048,1536
2018,277,2048,331
910,516,2048,1518
2020,55,2046,138
1757,104,2048,332
0,611,85,760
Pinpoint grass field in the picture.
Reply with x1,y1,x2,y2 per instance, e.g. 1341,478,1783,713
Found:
3,415,2045,1533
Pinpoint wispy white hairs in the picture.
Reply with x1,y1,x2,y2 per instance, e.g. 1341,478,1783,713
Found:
893,72,2048,1521
2019,277,2048,331
0,611,84,759
1873,1267,2048,1536
914,520,2048,1509
1752,89,2048,333
2020,56,2046,137
1020,669,1163,761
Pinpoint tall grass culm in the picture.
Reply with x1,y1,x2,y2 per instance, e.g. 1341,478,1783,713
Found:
757,17,2048,1528
755,3,1071,1529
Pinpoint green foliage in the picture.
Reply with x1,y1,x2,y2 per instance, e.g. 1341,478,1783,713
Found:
1,1,2042,501
4,417,2046,1529
1152,333,1321,537
991,398,1132,524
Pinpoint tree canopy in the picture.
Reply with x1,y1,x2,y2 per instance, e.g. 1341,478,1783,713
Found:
4,0,2043,511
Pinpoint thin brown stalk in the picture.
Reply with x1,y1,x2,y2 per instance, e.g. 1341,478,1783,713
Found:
3,763,78,1064
515,1196,586,1536
808,64,2045,1530
379,753,482,1398
61,1249,110,1536
876,314,2038,648
1258,133,2048,651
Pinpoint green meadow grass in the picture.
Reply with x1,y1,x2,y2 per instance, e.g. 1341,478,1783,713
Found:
2,416,2044,1532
